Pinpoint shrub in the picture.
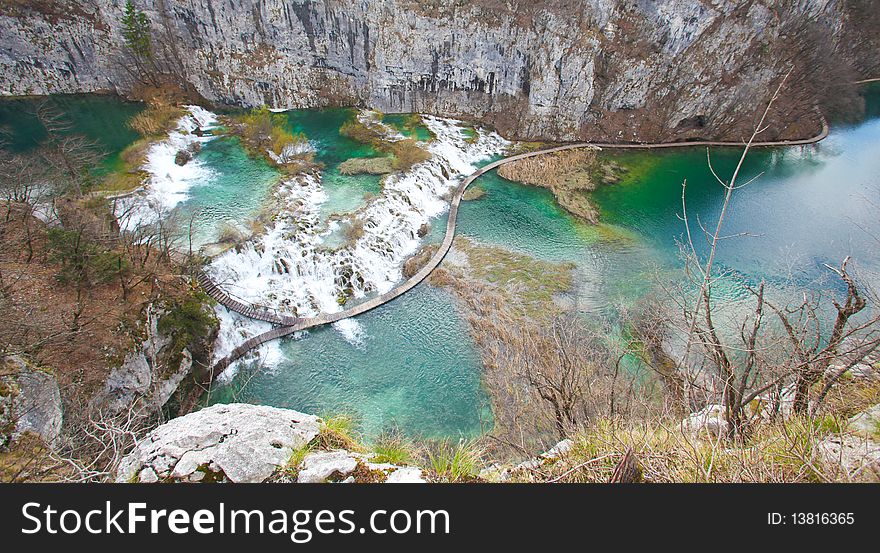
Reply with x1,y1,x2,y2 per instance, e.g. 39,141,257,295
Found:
128,105,184,136
339,118,382,145
235,107,309,161
47,228,127,287
390,139,430,171
157,291,217,365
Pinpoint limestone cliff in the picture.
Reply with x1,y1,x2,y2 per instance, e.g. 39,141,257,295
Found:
1,0,877,141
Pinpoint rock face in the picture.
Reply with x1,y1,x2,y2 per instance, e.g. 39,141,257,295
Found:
93,304,216,415
116,403,320,483
0,355,63,449
1,1,877,141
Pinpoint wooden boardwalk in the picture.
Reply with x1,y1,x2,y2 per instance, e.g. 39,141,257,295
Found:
206,115,829,376
196,272,299,326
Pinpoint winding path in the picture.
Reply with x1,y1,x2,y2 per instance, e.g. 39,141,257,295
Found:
206,115,829,376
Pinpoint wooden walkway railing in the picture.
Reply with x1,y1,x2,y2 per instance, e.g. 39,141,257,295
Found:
206,114,829,376
196,272,299,326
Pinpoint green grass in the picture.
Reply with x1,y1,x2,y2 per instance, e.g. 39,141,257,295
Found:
426,439,484,482
316,414,363,451
371,432,418,466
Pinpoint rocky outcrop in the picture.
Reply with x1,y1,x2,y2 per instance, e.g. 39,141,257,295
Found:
116,403,321,483
1,1,876,141
0,355,63,449
817,434,880,482
116,403,428,483
682,404,729,437
482,438,574,481
93,303,217,416
295,450,426,483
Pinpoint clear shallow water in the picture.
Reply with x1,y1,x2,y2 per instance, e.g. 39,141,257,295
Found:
174,136,280,247
209,285,490,438
3,89,879,440
285,108,384,220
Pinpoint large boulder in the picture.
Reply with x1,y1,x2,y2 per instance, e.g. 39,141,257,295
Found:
116,403,320,483
0,355,63,449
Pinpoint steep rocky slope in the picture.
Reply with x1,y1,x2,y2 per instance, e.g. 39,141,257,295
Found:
2,0,877,141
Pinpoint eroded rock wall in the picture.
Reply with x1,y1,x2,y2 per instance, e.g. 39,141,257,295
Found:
1,0,877,141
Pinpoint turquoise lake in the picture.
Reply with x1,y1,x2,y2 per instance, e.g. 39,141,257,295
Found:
2,88,878,440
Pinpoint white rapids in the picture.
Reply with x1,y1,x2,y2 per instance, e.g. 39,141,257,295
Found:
206,115,508,379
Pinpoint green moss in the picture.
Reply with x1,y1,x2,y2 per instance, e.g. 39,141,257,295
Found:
157,290,219,370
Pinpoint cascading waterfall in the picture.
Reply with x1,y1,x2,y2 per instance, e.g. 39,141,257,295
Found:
116,106,219,229
207,115,509,379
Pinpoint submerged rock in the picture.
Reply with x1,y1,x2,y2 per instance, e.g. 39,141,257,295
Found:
116,403,320,483
174,149,192,166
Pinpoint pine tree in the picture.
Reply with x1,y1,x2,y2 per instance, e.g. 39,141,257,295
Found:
121,0,151,59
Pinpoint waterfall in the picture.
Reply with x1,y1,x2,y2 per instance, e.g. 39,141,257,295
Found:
208,115,508,379
116,106,220,230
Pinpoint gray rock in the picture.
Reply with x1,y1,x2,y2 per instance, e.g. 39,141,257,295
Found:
385,467,426,483
848,404,880,438
1,355,63,448
682,404,729,437
540,439,574,461
817,434,880,482
117,403,320,483
0,1,869,142
138,467,159,483
95,306,199,414
297,451,359,483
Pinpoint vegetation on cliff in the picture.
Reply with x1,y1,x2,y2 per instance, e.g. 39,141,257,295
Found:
0,105,221,480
